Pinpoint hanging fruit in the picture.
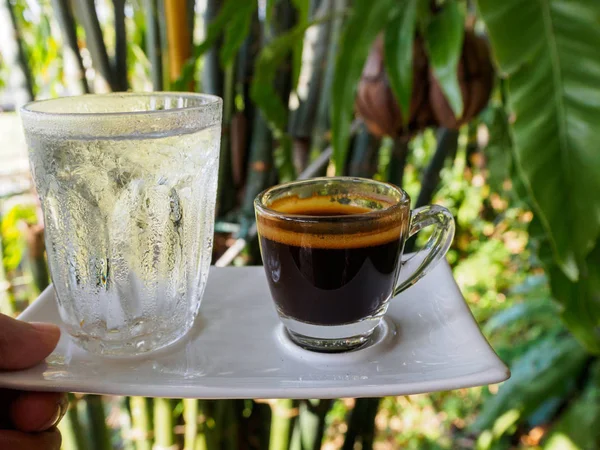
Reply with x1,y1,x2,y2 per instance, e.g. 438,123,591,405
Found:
429,30,494,130
355,35,431,138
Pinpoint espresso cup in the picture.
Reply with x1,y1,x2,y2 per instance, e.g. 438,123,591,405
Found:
254,177,455,352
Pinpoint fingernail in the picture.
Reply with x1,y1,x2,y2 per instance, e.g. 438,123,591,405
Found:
29,322,61,339
37,395,69,431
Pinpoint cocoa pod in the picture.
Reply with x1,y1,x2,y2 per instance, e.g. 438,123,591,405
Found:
429,31,494,129
355,35,429,138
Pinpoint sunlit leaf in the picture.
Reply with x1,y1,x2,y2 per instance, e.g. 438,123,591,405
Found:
424,0,464,117
384,0,418,122
290,0,309,90
220,1,257,68
478,0,600,280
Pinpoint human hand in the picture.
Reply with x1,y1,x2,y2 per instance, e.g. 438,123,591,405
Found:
0,314,66,450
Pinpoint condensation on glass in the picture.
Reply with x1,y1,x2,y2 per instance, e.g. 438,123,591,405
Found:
21,93,222,356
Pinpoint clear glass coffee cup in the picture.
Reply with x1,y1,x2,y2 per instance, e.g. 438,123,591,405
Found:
255,177,455,352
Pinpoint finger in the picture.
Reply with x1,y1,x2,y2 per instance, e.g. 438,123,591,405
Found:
0,315,60,370
0,429,61,450
10,392,68,432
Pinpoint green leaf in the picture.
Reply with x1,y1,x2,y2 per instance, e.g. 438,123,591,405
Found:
331,0,395,175
384,0,418,122
424,0,464,117
220,2,257,68
471,334,588,433
482,103,513,195
477,0,600,280
251,21,323,182
290,0,310,90
543,361,600,450
251,22,317,134
549,242,600,354
173,0,253,89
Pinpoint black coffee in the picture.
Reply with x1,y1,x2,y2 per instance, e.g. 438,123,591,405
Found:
259,202,403,326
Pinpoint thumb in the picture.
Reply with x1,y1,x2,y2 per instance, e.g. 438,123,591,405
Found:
0,314,60,371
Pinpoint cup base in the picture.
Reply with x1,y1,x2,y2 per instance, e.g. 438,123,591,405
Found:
281,316,381,353
70,318,194,358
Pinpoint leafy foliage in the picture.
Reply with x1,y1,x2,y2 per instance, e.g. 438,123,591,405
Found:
478,0,600,280
423,0,464,117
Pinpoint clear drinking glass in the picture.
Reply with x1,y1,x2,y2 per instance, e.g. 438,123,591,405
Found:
255,177,455,352
21,93,222,356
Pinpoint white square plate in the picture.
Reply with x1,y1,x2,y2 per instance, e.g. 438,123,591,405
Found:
0,260,509,399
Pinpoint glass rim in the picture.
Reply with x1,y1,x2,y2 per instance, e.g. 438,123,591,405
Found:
254,176,410,223
20,92,222,119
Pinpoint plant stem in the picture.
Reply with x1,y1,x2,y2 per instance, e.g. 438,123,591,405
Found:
269,399,297,450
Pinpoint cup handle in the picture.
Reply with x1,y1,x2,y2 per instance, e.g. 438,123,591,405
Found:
393,205,455,296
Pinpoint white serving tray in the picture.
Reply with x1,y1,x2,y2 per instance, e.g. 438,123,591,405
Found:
0,259,509,399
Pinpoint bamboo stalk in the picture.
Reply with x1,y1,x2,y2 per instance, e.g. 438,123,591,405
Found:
222,400,239,450
84,395,111,450
144,0,163,90
341,398,380,450
164,0,192,84
288,0,332,172
154,398,175,449
59,394,87,450
112,0,128,91
119,397,135,450
291,399,332,450
130,396,153,450
72,0,116,91
183,399,198,450
51,0,90,93
269,399,297,450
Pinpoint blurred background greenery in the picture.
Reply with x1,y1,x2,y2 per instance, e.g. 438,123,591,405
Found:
1,0,599,449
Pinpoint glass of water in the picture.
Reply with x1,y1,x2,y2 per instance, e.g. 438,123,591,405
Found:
20,93,222,356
